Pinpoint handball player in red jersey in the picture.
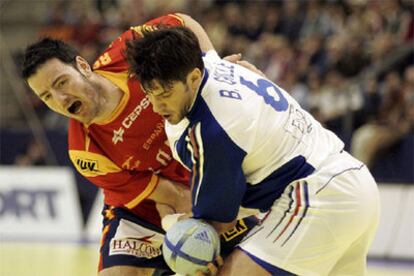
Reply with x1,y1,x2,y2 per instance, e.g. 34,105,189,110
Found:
22,13,259,276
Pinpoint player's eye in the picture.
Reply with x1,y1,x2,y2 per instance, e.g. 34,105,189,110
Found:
141,86,155,96
160,91,171,98
43,94,51,101
57,79,67,88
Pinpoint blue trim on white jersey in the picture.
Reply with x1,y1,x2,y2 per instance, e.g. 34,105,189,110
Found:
172,69,210,171
240,248,295,275
241,156,314,212
189,104,247,222
175,89,247,222
188,69,209,118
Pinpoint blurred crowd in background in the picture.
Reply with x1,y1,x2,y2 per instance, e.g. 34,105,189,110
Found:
2,0,413,183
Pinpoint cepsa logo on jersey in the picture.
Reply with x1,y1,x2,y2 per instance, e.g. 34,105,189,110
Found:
112,97,150,144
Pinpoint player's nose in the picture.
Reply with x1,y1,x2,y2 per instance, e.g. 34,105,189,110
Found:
152,103,163,115
52,90,71,108
150,98,166,115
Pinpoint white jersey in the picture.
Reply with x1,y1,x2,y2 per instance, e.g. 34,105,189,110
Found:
166,51,345,222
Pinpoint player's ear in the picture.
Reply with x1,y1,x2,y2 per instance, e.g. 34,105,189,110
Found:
75,56,92,77
187,68,202,92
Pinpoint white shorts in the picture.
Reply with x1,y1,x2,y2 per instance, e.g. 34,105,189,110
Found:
239,151,380,276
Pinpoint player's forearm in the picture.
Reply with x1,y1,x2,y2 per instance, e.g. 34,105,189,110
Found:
177,13,214,53
147,176,191,213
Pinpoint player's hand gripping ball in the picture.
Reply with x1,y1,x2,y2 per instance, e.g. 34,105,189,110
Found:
162,218,221,275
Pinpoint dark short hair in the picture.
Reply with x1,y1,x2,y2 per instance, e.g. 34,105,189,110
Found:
22,37,79,79
126,26,204,92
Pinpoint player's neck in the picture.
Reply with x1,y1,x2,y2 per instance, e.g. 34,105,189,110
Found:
92,73,123,124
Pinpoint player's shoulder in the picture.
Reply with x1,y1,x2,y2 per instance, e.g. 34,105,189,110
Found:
93,14,185,72
92,29,135,72
202,55,245,105
143,13,185,28
129,13,184,40
199,61,259,132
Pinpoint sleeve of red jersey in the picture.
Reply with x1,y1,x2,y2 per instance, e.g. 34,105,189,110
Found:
93,13,184,72
141,13,214,54
143,13,185,29
128,13,185,40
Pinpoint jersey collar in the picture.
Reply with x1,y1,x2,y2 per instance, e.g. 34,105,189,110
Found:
187,68,209,120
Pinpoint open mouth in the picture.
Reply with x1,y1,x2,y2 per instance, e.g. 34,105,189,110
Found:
68,100,82,115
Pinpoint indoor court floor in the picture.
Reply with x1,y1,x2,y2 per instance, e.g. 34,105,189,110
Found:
0,242,413,276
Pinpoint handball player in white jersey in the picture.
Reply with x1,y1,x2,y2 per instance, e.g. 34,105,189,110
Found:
126,27,380,276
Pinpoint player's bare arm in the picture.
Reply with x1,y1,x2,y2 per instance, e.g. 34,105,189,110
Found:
148,176,192,215
223,54,265,77
177,13,214,53
176,18,264,78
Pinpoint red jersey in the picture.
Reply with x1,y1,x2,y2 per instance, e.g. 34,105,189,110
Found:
68,14,190,227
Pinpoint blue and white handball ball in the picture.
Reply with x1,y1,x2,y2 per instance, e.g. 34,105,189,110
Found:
162,218,221,275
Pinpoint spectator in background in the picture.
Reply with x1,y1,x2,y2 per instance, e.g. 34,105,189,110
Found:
201,7,228,53
239,2,264,41
380,0,412,43
351,69,413,168
262,3,282,35
38,0,75,42
278,0,304,42
306,68,325,123
402,66,414,129
94,0,119,20
336,36,370,77
280,68,308,110
296,34,326,79
317,69,363,134
358,75,382,126
14,139,47,166
300,0,333,39
223,3,244,37
324,1,347,36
